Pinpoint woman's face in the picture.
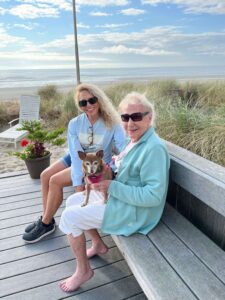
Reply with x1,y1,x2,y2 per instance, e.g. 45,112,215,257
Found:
121,103,151,142
78,90,100,120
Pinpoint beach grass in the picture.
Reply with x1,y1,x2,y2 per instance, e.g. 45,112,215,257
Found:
1,80,225,167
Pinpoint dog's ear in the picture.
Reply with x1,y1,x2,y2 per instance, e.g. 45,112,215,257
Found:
96,150,104,158
78,151,86,160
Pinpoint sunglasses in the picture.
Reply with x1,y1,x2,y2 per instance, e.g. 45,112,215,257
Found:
78,96,98,107
121,111,150,122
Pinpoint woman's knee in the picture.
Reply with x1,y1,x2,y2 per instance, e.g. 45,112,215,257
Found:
40,166,53,184
49,173,64,188
61,206,82,225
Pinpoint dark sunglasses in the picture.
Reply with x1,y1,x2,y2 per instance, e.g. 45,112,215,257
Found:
78,96,98,107
121,111,150,122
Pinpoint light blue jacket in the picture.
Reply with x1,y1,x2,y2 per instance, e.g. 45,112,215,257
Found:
101,127,170,236
67,113,125,186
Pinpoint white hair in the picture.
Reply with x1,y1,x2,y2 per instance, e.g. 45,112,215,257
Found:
119,92,155,126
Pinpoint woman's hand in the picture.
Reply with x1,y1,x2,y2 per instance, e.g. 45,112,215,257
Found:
74,185,85,192
91,180,112,194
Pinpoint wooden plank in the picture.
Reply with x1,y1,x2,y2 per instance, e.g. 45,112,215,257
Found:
112,234,196,300
0,215,62,240
126,294,147,300
0,184,41,198
0,227,65,251
0,191,42,204
65,276,143,300
149,221,225,299
166,141,225,183
170,157,225,217
0,186,73,204
0,206,65,229
0,190,72,211
0,231,109,264
1,261,133,300
0,236,116,279
0,176,34,188
0,235,68,264
0,181,72,198
0,260,130,298
0,170,28,179
162,204,225,284
0,203,51,220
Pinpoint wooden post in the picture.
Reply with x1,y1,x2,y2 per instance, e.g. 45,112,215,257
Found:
72,0,81,84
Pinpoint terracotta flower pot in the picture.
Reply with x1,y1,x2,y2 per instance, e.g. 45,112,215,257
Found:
25,153,51,179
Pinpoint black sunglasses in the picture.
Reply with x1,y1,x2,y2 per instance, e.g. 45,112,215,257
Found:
121,111,150,122
79,96,98,107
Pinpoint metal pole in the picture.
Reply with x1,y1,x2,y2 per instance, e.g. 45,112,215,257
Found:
72,0,81,84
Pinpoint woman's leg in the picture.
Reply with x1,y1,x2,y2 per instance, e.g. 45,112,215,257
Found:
59,233,93,292
40,160,67,213
65,192,108,258
59,192,106,291
42,167,72,224
86,229,108,258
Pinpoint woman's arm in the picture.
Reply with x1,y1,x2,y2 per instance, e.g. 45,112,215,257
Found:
67,118,85,186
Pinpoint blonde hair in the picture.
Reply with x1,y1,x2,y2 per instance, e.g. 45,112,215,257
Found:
75,83,120,128
119,92,155,126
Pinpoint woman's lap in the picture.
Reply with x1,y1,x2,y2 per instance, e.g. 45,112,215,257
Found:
59,190,105,237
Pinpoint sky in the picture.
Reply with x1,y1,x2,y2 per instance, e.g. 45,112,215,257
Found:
0,0,225,70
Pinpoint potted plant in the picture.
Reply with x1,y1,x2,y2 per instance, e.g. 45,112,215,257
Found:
12,120,66,179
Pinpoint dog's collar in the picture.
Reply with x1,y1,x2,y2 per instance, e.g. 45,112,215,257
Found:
87,173,103,184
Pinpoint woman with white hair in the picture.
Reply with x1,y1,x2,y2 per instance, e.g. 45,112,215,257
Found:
59,91,170,292
23,83,125,243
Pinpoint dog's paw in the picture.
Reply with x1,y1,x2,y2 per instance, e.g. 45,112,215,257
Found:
81,202,87,207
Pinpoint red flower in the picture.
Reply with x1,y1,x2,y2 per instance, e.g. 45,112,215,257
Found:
21,139,29,147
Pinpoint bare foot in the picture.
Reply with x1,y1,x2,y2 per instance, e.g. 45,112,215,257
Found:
59,269,94,293
87,243,108,258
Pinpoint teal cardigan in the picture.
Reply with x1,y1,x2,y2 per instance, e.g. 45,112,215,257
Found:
101,127,170,236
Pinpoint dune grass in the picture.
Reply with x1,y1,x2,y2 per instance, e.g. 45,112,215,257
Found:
1,80,225,167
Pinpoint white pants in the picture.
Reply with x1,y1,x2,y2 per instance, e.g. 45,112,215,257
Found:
59,190,106,238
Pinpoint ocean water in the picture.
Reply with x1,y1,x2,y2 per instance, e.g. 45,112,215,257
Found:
0,65,225,89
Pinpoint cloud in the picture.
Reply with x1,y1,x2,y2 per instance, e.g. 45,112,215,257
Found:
13,24,35,30
9,4,59,19
88,44,178,56
90,11,112,16
2,0,130,20
120,8,146,15
76,0,129,6
0,24,28,48
96,23,131,29
141,0,225,15
77,23,90,29
17,0,71,11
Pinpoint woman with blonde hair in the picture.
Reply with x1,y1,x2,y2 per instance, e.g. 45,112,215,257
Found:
22,83,125,243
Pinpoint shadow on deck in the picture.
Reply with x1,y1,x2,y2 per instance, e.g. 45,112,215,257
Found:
0,171,146,300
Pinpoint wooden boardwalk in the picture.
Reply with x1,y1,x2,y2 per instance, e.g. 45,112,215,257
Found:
0,171,146,300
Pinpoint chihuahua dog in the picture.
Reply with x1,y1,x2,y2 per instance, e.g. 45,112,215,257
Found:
78,150,113,206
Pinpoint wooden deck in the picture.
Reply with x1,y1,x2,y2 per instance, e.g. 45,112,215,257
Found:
0,171,147,300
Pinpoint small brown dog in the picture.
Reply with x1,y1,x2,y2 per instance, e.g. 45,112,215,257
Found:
78,150,113,206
